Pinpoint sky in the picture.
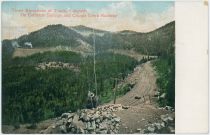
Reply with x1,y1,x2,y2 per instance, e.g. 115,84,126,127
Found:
2,1,174,39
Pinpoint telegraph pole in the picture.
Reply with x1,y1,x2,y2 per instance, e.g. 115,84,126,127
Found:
93,29,97,97
113,78,117,104
112,76,122,104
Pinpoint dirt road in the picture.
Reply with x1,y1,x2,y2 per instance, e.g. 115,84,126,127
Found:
114,61,157,106
108,61,175,134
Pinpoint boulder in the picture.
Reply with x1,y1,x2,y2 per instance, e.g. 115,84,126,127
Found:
160,114,168,122
61,118,67,124
99,115,103,121
67,118,73,123
122,106,129,109
113,117,121,123
147,126,155,133
160,122,165,127
86,125,94,131
61,113,70,118
167,116,174,122
93,113,100,120
59,125,67,133
110,125,114,130
83,114,90,122
91,121,96,129
86,122,91,129
70,127,76,133
79,112,85,119
99,123,108,130
154,123,161,130
95,118,101,123
104,113,112,120
113,129,118,133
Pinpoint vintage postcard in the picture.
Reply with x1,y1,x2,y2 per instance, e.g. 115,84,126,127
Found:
1,1,177,134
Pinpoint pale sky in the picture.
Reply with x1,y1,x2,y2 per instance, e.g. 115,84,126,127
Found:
2,1,174,40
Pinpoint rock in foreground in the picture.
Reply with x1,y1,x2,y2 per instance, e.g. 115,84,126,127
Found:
40,104,123,134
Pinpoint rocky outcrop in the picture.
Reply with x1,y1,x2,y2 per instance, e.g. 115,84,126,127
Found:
35,61,80,72
158,105,175,112
40,104,123,134
136,113,175,134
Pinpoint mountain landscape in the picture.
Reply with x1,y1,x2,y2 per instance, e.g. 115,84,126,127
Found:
2,21,174,57
2,21,175,134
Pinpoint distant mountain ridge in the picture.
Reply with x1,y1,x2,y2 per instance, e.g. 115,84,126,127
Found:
71,25,109,33
2,21,175,58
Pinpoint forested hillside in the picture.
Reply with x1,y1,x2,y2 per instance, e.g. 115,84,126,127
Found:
2,51,138,125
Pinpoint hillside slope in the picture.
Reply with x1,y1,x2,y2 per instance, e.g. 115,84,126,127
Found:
2,21,175,58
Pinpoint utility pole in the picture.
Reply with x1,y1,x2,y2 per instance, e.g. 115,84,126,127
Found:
113,78,117,104
112,76,122,104
93,29,97,97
